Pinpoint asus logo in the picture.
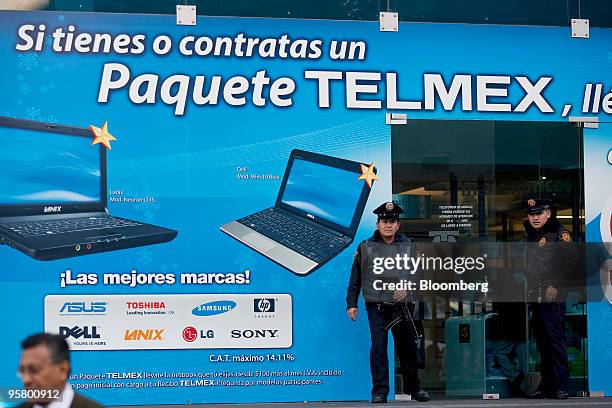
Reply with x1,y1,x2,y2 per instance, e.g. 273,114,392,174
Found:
306,213,315,219
44,206,62,213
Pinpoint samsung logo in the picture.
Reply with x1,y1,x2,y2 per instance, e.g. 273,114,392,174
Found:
192,301,236,316
44,206,62,213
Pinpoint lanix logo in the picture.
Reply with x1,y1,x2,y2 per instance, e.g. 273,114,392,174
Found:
43,206,62,213
126,301,166,309
254,298,275,313
124,329,164,341
306,213,315,219
192,300,236,316
60,302,107,315
60,326,100,339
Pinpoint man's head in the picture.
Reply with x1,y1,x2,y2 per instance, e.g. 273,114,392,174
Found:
18,333,70,393
373,202,402,242
524,198,552,229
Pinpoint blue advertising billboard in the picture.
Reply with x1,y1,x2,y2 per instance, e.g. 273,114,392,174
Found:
0,9,610,405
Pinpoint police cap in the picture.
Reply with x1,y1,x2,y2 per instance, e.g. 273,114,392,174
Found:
523,198,552,214
374,202,403,220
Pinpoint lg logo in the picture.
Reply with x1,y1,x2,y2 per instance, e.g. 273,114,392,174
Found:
183,326,197,343
182,326,215,342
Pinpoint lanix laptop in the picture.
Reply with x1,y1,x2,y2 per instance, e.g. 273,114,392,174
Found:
221,149,375,276
0,116,178,261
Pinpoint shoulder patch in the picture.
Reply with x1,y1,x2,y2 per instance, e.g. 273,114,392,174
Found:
561,231,572,242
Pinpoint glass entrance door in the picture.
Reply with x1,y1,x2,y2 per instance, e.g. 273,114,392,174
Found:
391,119,586,399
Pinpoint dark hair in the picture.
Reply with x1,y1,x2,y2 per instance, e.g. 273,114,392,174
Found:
21,333,70,365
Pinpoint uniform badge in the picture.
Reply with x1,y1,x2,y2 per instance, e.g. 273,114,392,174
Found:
527,199,536,207
538,237,547,247
385,202,394,211
561,232,572,242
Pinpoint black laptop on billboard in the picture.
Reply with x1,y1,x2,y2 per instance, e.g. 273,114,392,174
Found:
221,149,375,276
0,116,178,261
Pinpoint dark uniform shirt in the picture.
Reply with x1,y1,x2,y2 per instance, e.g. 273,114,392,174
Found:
346,231,413,309
523,218,575,300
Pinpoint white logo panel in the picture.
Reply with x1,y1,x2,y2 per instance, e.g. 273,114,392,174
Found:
44,294,292,350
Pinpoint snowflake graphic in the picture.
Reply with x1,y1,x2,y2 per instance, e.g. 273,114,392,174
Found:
19,83,31,95
39,85,48,94
17,74,24,82
45,115,58,123
234,250,258,271
140,209,156,223
25,107,41,120
18,53,39,71
136,248,154,267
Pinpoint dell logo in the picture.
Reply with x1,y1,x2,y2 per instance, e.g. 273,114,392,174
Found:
306,213,315,219
44,206,62,213
60,326,100,339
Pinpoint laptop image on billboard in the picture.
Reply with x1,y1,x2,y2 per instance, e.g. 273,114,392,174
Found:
0,116,178,261
221,149,374,276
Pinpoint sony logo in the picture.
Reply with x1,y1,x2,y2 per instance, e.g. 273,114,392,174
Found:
44,206,62,213
306,213,314,219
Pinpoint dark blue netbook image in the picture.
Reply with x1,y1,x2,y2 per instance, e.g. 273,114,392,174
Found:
0,116,177,261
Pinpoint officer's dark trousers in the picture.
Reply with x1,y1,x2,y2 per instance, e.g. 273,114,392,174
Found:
366,303,421,397
532,302,570,393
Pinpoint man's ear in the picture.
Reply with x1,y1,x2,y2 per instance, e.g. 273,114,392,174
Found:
58,361,70,382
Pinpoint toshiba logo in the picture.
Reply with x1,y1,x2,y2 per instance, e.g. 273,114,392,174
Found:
124,329,164,341
43,206,62,213
126,302,166,309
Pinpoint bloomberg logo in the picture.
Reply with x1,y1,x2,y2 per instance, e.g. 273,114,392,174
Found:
60,326,100,339
60,302,107,315
192,300,236,316
254,298,275,313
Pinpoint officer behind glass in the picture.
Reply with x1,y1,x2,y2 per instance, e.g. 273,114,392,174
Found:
523,198,572,400
346,202,429,403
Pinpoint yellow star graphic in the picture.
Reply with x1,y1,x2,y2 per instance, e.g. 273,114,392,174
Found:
358,163,378,188
89,121,117,150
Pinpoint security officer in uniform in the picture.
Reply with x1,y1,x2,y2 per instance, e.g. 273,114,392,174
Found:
346,202,430,403
522,198,573,399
